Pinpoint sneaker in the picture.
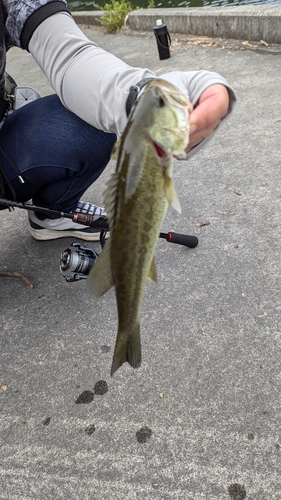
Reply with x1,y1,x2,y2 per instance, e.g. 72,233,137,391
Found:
28,201,109,241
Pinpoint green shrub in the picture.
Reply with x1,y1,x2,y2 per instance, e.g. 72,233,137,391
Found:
95,0,134,33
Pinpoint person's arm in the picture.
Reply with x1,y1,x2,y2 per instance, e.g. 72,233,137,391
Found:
28,11,236,146
28,12,155,136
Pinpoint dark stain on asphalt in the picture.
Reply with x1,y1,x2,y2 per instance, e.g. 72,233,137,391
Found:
136,426,153,443
94,380,108,395
101,345,111,353
228,483,246,499
75,390,94,404
42,417,51,426
85,423,96,436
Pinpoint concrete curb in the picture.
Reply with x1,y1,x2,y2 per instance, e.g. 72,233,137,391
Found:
72,6,281,43
72,10,104,26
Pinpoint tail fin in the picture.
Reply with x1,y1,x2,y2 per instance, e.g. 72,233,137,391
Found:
111,324,141,376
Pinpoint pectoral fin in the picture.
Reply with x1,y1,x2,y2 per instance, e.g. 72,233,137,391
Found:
164,176,181,213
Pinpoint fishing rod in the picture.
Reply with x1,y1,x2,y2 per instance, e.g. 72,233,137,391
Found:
0,197,198,282
0,196,110,247
0,197,108,229
0,196,198,247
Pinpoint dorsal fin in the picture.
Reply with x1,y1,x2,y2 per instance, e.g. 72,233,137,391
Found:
103,171,120,230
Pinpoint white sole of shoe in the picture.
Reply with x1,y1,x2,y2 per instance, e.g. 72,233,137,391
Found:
29,226,108,241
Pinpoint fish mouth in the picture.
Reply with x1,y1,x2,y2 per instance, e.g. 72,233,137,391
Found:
151,137,187,161
150,139,171,161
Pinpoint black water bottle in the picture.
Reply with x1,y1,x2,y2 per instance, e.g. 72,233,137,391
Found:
153,19,171,60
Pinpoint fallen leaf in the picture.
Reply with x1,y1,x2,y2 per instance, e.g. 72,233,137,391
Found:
196,221,210,227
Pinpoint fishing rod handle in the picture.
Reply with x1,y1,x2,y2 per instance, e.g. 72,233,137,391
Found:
72,212,109,230
164,231,198,248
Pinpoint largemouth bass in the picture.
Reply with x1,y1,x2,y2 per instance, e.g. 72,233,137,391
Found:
89,78,192,375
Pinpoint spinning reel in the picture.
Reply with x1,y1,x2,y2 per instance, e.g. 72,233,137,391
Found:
0,197,198,283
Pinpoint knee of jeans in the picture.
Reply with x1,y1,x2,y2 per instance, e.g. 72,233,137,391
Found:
78,132,116,174
77,134,116,181
95,133,117,166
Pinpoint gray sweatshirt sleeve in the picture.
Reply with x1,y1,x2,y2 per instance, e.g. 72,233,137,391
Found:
28,12,155,136
28,11,236,148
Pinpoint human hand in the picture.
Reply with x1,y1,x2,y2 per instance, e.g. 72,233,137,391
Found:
187,84,230,152
158,71,231,153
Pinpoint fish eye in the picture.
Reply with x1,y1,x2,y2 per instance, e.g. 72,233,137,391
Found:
158,96,165,108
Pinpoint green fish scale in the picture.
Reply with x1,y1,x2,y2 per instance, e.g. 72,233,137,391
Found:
111,144,169,336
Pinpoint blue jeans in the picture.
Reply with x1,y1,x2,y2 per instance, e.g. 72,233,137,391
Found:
0,94,117,215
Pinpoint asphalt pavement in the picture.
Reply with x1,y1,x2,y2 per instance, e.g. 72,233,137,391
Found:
1,18,281,500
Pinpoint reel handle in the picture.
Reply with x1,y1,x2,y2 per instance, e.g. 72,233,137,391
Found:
160,231,198,248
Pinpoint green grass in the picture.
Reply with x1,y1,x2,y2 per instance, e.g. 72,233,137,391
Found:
95,0,155,33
